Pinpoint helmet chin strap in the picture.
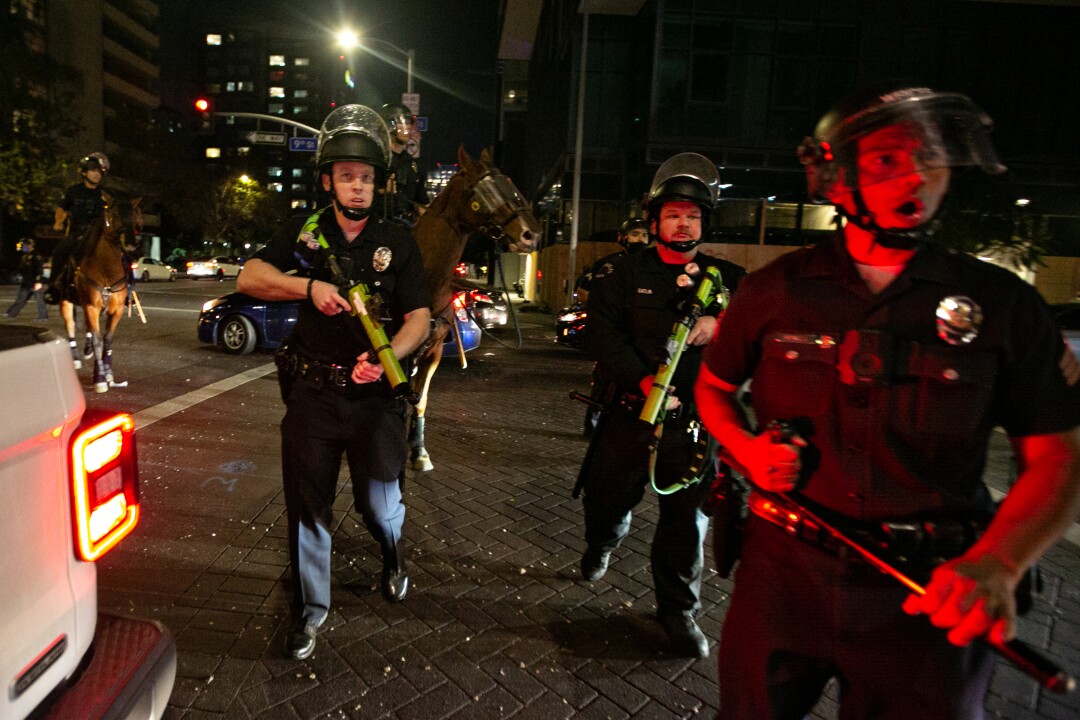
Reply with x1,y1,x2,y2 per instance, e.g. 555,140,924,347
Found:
656,237,701,253
840,189,937,251
330,178,373,221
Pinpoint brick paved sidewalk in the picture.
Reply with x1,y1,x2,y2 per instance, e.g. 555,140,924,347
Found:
97,306,1080,719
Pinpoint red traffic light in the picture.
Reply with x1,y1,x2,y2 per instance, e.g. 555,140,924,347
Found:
194,98,210,112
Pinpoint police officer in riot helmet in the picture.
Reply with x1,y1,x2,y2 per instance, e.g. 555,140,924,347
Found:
575,216,651,306
576,153,745,658
379,102,428,223
239,104,431,661
696,84,1080,718
44,151,111,304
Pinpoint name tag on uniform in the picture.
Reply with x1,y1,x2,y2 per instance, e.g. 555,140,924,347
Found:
637,288,653,294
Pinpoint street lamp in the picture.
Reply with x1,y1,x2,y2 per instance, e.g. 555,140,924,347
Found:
335,28,414,94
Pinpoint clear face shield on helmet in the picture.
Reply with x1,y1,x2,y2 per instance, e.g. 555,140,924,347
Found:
799,90,1006,201
647,152,722,209
317,104,392,169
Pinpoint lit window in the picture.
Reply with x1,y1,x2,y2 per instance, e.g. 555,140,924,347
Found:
291,184,306,193
208,83,221,93
237,147,250,156
205,148,221,158
268,166,283,177
206,34,222,46
270,86,285,98
292,168,304,177
268,183,283,192
292,105,308,115
295,57,309,66
269,55,285,66
268,103,284,114
238,81,254,92
291,199,309,209
293,89,308,98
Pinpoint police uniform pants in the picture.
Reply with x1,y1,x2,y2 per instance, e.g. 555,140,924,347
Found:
717,517,994,720
281,378,408,622
6,286,47,319
581,409,712,617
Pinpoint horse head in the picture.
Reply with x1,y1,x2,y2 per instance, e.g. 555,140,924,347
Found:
450,146,540,254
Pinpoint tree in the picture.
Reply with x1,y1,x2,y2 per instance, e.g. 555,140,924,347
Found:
0,11,81,248
208,174,288,253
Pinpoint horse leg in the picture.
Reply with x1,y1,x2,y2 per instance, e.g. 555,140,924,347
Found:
103,295,127,388
409,345,443,472
60,301,81,369
88,321,107,394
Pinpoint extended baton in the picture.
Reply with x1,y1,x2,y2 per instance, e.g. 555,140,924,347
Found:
720,443,1075,693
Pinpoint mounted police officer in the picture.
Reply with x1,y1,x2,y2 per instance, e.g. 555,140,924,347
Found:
44,152,110,304
577,153,745,658
379,103,428,224
238,104,431,661
695,85,1080,718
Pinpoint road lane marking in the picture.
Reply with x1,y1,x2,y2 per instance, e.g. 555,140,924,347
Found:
133,363,277,428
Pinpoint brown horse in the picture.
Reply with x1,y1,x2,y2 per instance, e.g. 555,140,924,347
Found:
61,201,130,393
409,146,540,471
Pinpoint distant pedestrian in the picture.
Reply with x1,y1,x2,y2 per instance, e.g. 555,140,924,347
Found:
6,238,48,320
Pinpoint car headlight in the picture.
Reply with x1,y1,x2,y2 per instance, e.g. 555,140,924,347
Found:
201,298,225,312
558,312,583,323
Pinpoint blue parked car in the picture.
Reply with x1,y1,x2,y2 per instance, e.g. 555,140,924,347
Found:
198,291,481,356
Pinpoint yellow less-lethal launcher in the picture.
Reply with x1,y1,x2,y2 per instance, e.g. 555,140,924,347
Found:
640,263,724,494
326,256,420,405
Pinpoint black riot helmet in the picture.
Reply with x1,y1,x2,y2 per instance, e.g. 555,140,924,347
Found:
79,151,110,176
618,217,649,254
797,83,1006,248
645,153,721,252
316,104,392,221
379,102,415,142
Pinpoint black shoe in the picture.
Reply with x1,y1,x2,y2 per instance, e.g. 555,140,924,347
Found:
382,541,408,603
285,614,326,660
658,613,709,658
580,546,611,581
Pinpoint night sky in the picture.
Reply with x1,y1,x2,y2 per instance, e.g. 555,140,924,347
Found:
157,0,502,166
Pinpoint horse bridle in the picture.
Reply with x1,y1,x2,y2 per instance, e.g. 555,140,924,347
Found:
468,171,529,241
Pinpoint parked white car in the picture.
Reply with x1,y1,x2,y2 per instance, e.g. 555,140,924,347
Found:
185,256,243,280
132,256,177,282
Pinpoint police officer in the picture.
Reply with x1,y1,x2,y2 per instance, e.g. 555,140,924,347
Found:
238,104,431,660
575,217,650,305
379,103,428,223
6,238,48,320
695,85,1080,718
45,152,111,304
578,153,745,658
578,217,651,437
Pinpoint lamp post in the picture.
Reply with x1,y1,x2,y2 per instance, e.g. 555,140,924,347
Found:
335,29,414,94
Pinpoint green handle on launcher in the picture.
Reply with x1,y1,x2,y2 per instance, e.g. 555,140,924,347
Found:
345,281,420,405
639,265,722,426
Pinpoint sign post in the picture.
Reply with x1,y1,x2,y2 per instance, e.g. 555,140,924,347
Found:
245,130,286,145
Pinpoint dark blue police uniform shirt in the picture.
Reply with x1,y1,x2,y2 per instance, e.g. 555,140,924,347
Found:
704,233,1080,520
253,209,429,368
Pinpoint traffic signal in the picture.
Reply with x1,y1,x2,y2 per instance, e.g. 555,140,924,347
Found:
194,96,214,132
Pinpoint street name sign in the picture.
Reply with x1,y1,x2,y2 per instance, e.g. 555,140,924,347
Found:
246,131,286,145
289,136,317,152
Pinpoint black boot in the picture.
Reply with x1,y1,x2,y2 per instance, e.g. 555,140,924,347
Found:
381,539,408,603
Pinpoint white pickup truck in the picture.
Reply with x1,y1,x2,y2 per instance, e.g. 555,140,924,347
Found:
0,324,175,720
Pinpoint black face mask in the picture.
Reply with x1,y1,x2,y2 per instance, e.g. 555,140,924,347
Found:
625,242,648,255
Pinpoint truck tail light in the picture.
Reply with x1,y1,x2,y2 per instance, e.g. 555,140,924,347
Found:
71,412,139,561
